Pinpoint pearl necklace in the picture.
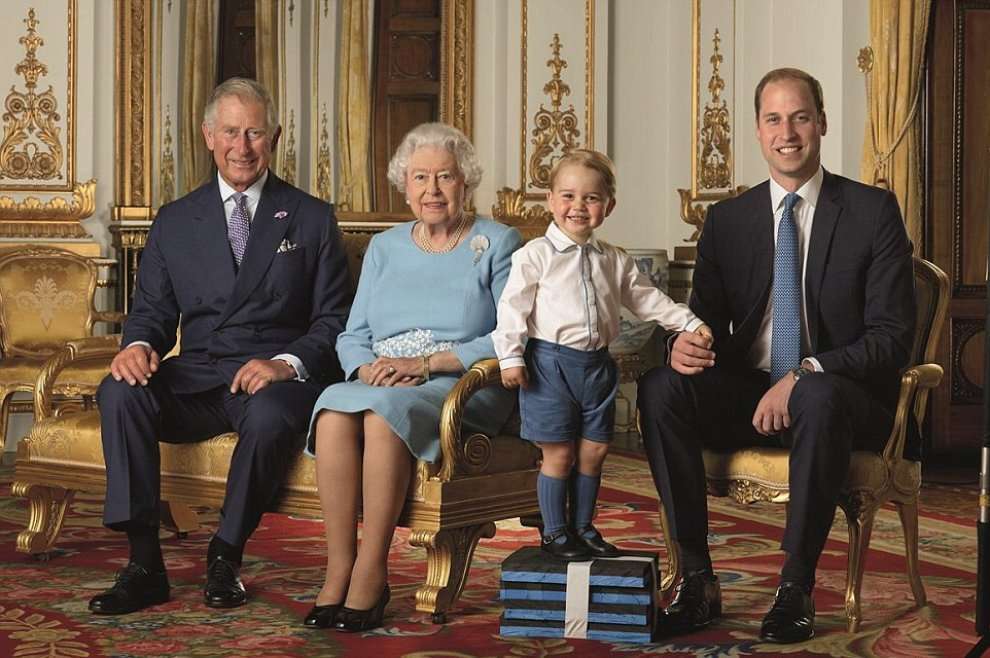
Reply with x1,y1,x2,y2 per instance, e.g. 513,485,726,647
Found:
414,214,470,254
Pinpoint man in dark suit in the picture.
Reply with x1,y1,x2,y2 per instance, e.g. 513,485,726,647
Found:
89,78,351,615
638,68,916,643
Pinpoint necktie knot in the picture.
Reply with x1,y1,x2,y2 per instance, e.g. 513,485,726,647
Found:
783,192,800,213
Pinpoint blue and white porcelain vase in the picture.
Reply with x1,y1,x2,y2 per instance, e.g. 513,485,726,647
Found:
610,248,670,355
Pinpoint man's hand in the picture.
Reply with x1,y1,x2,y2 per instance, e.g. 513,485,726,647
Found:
670,331,715,375
111,344,160,386
500,366,529,389
230,359,296,395
752,374,797,435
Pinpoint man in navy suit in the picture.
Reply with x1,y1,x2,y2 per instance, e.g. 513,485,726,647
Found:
89,78,351,615
638,68,916,643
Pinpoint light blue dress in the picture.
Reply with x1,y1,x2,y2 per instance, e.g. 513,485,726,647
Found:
306,218,523,462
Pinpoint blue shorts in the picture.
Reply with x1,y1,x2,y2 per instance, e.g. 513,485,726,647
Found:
519,338,619,443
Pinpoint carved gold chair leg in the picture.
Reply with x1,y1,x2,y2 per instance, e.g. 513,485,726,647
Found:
841,502,877,633
895,497,927,607
409,522,496,623
161,501,200,538
658,501,680,598
11,482,74,557
0,389,12,454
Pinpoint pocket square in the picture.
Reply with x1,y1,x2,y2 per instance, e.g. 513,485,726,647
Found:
276,239,299,254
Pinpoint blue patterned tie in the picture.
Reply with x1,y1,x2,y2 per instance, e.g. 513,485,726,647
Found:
228,192,251,266
770,192,801,383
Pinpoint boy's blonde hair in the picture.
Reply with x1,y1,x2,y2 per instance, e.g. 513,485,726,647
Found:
548,148,616,200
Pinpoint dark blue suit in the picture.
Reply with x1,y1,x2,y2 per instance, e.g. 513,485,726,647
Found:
639,170,916,569
98,172,351,545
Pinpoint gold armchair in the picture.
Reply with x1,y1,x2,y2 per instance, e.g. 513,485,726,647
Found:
658,256,950,632
0,246,122,448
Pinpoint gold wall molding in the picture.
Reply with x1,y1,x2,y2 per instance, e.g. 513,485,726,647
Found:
0,179,95,240
528,34,580,191
114,0,152,211
316,105,331,202
441,0,473,139
0,2,76,192
159,105,175,205
678,0,744,245
281,109,297,186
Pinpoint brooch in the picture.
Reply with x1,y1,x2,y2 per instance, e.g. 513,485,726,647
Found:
274,210,288,220
470,234,490,264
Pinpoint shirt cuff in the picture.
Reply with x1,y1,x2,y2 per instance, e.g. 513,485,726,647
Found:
498,356,527,370
125,341,153,352
664,332,681,365
683,318,704,333
273,353,307,381
803,357,823,373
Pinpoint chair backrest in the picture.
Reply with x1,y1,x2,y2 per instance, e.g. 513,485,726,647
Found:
0,246,98,357
910,257,950,367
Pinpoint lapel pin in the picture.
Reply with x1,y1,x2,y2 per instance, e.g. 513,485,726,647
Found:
274,210,288,220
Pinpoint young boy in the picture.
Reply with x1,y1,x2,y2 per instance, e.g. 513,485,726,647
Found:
493,149,712,560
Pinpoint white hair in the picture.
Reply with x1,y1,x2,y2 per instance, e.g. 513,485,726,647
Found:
203,77,278,135
386,122,483,198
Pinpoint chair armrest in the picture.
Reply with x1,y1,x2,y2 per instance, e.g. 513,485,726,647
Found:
94,311,127,326
34,334,121,421
436,358,502,482
881,363,944,463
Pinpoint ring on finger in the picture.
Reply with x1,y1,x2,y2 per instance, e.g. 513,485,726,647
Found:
387,366,396,375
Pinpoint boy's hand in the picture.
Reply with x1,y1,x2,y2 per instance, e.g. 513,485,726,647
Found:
695,324,713,341
501,366,529,389
670,330,715,375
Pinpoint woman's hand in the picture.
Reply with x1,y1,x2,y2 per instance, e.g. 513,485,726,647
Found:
360,357,427,387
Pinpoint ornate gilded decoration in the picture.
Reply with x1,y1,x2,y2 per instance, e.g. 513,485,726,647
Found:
0,179,94,222
528,34,580,191
315,105,331,202
678,185,746,242
0,9,63,182
281,109,297,186
159,105,175,204
491,187,552,241
288,0,295,26
699,29,731,190
114,0,152,210
440,0,474,139
857,45,874,73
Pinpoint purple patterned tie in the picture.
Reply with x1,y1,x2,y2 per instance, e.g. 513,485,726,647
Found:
228,192,251,266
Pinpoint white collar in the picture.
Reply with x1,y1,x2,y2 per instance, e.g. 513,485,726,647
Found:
545,221,603,253
769,166,823,212
218,169,269,204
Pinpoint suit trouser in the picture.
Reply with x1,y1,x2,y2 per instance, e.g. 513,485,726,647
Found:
637,366,892,565
97,374,322,547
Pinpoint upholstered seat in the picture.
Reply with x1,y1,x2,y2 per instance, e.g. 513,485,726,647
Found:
13,226,541,623
658,256,949,632
0,246,122,446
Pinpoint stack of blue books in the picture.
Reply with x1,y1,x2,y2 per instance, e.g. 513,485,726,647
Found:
498,546,660,643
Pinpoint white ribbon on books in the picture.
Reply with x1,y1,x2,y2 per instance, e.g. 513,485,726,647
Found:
563,555,657,639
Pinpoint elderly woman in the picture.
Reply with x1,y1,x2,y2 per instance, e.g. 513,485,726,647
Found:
303,123,522,632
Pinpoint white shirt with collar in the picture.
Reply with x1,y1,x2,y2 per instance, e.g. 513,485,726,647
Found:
747,166,824,374
129,170,308,381
493,221,703,370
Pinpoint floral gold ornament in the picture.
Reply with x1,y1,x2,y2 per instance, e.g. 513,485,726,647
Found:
316,105,331,202
159,105,175,204
0,8,64,182
0,178,94,221
699,28,731,190
857,46,874,74
491,187,552,242
15,275,85,330
528,34,580,191
281,109,297,186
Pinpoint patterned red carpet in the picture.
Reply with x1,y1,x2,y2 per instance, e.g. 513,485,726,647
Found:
0,453,980,657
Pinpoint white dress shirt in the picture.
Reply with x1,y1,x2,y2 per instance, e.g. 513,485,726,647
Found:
130,171,307,381
748,166,824,373
493,222,703,369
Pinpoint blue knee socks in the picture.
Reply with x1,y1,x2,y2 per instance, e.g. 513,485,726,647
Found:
537,473,568,542
571,471,601,539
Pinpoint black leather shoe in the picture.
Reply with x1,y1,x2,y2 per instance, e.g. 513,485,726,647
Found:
89,562,170,615
303,603,341,628
204,556,247,608
661,570,721,636
759,582,815,643
334,585,390,632
576,526,621,557
540,529,592,561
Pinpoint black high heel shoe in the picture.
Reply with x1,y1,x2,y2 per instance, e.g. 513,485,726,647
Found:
303,602,341,628
333,584,390,632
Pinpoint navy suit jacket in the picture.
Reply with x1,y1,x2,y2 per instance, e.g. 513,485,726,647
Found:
691,170,919,454
123,172,351,393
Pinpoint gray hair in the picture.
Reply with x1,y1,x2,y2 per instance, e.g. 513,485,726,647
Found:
203,77,279,135
386,122,483,197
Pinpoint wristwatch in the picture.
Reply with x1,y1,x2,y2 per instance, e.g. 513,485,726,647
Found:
790,366,813,382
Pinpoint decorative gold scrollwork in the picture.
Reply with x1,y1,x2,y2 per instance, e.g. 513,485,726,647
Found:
15,276,84,330
461,433,493,474
0,179,95,221
160,106,175,204
316,105,331,202
492,186,552,241
528,34,580,191
0,9,63,181
281,110,297,186
699,29,731,190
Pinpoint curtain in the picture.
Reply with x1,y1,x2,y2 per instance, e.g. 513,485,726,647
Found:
180,0,217,193
336,0,372,211
255,0,281,173
861,0,932,250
